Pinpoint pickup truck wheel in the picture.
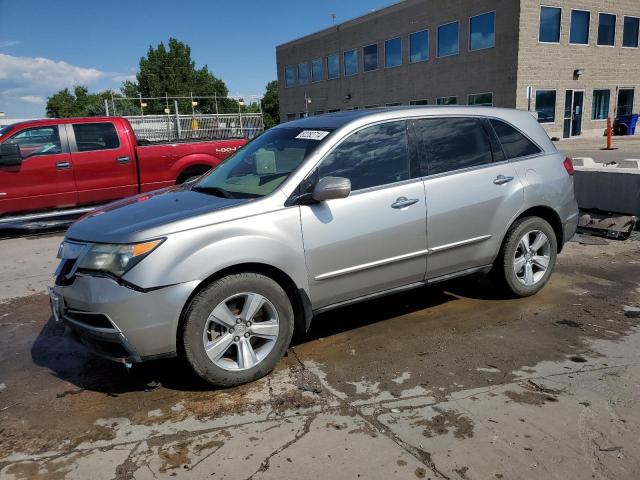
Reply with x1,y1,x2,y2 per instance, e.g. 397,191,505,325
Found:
495,217,557,297
181,273,294,387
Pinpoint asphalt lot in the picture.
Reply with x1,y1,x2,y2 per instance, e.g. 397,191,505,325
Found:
1,233,640,479
558,134,640,164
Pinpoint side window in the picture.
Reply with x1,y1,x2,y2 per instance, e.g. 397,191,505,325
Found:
318,121,409,191
412,117,493,176
5,126,62,158
72,123,120,152
490,119,541,159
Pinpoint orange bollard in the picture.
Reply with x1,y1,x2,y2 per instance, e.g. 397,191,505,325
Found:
606,117,614,150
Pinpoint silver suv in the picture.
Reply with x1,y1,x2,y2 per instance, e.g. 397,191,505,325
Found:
50,107,578,386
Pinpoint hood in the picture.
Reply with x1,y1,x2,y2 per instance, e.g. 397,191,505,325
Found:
66,186,251,243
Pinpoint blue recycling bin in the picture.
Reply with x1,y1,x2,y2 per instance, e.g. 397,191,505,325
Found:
614,114,638,135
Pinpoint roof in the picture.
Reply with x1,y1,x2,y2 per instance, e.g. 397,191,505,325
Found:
0,116,124,131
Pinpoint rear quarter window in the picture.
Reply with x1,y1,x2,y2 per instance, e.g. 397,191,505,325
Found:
490,119,541,159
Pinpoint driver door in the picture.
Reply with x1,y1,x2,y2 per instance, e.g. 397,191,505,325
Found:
0,125,77,215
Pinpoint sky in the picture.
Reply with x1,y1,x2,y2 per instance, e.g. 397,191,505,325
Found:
0,0,395,118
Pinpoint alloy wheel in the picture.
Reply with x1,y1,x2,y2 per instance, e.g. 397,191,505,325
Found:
513,230,551,287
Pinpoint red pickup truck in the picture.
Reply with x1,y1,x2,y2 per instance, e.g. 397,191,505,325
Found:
0,116,247,224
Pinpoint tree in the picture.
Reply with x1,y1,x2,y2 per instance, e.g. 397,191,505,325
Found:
136,38,232,114
46,86,138,118
261,80,279,128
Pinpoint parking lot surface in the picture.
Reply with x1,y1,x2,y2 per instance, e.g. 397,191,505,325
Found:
1,233,639,479
558,135,640,164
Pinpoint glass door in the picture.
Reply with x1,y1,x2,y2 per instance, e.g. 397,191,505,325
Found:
617,89,635,116
563,90,584,137
563,90,573,138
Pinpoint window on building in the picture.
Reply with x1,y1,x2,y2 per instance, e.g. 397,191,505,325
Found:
410,99,429,105
311,58,323,82
327,53,340,79
314,111,325,116
468,93,493,106
437,21,459,57
297,63,308,85
592,90,610,120
364,104,381,109
539,6,562,43
318,121,410,191
623,16,640,48
73,123,120,151
285,65,296,87
384,37,402,68
286,114,297,122
363,44,378,71
617,89,635,116
535,90,556,123
328,109,341,113
412,118,493,176
598,13,616,46
490,119,541,159
344,49,358,76
5,126,62,158
570,10,590,44
409,30,429,63
385,103,401,107
436,96,457,105
469,12,496,51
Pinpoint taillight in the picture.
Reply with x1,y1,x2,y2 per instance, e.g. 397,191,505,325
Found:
563,157,575,176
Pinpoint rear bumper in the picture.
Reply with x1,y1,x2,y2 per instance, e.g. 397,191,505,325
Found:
50,274,199,362
562,209,579,247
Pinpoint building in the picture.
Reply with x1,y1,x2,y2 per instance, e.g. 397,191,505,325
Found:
276,0,639,138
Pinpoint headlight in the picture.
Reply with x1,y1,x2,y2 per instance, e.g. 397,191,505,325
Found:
77,239,164,277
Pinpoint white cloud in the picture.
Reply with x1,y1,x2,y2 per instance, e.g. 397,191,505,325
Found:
112,74,137,83
0,53,104,91
18,95,45,104
0,40,20,48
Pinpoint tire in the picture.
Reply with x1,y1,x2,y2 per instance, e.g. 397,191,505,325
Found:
181,273,294,387
494,217,558,297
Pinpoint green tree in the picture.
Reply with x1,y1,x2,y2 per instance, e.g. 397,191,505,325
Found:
261,80,279,128
46,86,138,118
136,37,232,114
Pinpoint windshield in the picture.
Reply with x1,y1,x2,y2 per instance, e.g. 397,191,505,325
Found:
194,127,333,199
0,124,15,138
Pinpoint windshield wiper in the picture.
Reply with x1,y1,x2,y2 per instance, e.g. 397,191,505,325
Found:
192,186,235,199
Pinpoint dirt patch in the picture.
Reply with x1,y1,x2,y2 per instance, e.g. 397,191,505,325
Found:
414,408,475,439
504,390,558,406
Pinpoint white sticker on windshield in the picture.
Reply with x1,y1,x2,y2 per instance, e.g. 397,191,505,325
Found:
296,130,330,141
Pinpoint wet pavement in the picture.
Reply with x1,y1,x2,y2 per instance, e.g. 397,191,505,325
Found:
1,234,639,479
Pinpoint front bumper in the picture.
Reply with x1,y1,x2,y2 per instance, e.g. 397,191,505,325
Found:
50,274,199,362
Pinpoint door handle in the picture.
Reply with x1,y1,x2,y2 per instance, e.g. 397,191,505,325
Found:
117,156,130,164
56,161,71,170
391,197,419,209
493,175,514,186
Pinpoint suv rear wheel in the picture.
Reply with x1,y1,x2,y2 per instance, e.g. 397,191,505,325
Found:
181,273,294,387
495,217,557,297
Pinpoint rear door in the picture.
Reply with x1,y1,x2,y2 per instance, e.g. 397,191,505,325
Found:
0,124,77,215
300,120,428,308
410,116,525,280
67,121,138,204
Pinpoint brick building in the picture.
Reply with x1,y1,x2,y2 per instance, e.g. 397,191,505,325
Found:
276,0,639,138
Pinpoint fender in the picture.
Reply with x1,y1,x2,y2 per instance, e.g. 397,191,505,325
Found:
172,153,223,179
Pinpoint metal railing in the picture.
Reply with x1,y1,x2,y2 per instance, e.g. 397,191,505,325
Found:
126,113,264,143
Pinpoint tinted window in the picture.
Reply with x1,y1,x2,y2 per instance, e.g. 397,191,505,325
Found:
318,121,409,191
592,90,610,120
469,93,493,106
311,58,323,82
385,37,402,67
413,118,493,176
437,96,457,105
327,53,340,79
437,22,459,56
285,65,296,87
539,6,561,43
297,63,308,85
598,13,616,46
570,10,590,44
623,16,640,48
409,30,429,63
617,89,635,116
490,119,541,159
410,99,429,106
73,123,120,152
5,126,62,158
363,44,378,71
535,90,556,123
470,12,496,51
344,49,358,76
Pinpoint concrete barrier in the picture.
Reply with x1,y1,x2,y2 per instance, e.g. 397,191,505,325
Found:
574,161,640,215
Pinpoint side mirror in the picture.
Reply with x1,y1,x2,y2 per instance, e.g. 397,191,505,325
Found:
0,143,22,167
312,176,351,202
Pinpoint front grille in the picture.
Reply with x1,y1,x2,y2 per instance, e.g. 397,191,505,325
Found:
65,310,115,330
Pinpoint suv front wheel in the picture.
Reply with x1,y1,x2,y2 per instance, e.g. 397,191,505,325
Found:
496,217,558,297
181,273,294,387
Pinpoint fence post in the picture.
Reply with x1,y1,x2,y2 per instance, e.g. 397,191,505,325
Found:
104,99,110,116
174,100,181,140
